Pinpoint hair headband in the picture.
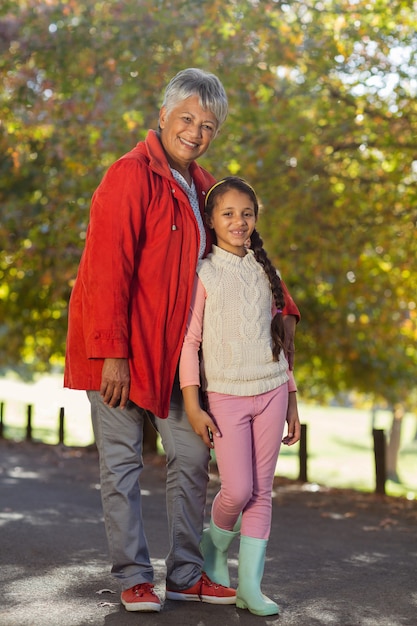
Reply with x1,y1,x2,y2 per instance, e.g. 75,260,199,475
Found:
204,177,257,207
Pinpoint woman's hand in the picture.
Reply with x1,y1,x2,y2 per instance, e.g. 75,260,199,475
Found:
100,358,130,409
283,314,296,370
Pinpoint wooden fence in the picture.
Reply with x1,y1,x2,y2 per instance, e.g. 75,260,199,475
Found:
0,400,388,495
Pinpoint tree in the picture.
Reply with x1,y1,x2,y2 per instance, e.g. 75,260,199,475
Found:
1,1,416,473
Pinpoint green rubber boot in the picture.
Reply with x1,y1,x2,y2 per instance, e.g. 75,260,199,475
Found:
201,516,241,587
236,535,280,616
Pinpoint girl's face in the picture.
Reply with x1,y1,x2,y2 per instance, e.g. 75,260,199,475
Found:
206,189,257,257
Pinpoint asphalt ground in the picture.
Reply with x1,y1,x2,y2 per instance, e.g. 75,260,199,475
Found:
0,439,416,626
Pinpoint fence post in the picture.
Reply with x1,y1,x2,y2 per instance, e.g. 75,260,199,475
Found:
373,428,386,495
58,407,65,445
0,401,4,439
26,404,33,441
298,423,308,482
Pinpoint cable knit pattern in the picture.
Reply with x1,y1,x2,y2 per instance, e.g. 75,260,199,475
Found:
197,245,289,396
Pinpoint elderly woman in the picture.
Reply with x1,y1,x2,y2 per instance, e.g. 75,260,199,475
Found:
64,68,299,612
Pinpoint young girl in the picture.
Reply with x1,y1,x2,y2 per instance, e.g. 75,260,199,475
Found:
179,176,301,616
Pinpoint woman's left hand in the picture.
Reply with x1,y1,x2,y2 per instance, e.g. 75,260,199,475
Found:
283,315,296,370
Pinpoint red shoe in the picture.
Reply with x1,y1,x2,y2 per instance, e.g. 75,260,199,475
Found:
166,572,236,604
121,583,161,612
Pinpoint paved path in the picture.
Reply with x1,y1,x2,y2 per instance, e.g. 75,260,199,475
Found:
0,440,416,626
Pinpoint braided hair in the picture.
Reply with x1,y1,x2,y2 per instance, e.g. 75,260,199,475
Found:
205,176,286,360
250,229,285,360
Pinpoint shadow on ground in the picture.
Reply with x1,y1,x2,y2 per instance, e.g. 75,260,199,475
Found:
1,440,416,626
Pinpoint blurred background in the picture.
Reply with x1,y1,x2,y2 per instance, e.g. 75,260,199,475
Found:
1,0,416,498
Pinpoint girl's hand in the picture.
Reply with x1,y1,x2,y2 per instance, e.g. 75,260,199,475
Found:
182,385,221,448
282,391,301,445
187,407,221,449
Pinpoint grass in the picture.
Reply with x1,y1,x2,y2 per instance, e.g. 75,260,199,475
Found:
276,403,417,500
0,375,95,447
0,374,416,499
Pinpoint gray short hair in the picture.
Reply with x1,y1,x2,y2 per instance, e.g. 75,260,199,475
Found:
161,68,228,128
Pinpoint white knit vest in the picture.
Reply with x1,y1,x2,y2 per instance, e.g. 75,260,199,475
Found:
197,245,289,396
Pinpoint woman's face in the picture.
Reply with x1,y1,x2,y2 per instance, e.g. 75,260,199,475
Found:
159,95,218,174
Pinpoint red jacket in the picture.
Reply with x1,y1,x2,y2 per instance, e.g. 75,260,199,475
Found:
64,130,300,418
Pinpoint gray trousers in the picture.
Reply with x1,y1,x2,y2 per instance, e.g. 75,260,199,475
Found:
88,379,210,591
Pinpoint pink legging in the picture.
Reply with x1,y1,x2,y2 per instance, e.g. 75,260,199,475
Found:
207,384,288,540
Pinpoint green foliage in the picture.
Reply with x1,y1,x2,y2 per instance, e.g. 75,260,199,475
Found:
1,0,416,406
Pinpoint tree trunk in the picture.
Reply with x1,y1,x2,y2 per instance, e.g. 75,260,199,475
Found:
386,404,404,483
